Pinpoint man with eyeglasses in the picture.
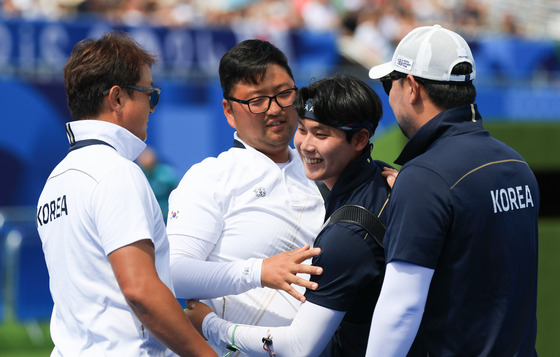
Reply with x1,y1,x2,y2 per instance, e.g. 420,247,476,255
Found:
366,25,539,356
166,39,325,355
183,75,392,357
36,31,216,357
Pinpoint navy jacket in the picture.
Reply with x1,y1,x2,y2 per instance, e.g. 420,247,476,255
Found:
305,149,392,356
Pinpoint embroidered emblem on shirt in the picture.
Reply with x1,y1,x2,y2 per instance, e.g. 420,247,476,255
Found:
170,211,179,219
253,187,266,198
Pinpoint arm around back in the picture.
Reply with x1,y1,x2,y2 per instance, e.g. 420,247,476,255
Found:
186,299,345,356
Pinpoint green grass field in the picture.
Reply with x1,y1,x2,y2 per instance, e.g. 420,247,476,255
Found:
535,218,560,355
0,319,52,357
1,218,558,356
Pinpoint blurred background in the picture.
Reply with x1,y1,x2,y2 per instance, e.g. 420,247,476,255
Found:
0,0,559,355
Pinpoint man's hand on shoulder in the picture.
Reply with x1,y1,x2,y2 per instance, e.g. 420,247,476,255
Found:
382,167,399,189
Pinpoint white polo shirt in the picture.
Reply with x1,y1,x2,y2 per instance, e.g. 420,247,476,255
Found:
167,134,324,343
37,120,175,357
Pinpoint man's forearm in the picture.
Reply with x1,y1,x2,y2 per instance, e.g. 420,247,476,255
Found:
169,234,262,299
365,261,434,356
170,257,262,299
127,279,217,357
109,240,217,357
202,301,345,356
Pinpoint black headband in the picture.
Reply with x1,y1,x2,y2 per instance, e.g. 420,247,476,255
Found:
303,98,375,136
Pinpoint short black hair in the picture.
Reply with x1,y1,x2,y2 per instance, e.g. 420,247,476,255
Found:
293,75,383,143
419,62,477,109
219,39,294,98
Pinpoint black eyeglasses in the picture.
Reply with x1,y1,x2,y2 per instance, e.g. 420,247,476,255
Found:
380,72,407,95
103,85,161,109
226,87,298,114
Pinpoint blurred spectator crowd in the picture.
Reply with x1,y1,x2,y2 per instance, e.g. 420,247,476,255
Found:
0,0,531,35
1,0,559,67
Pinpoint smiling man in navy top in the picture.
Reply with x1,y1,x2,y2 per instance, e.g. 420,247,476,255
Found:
366,25,540,356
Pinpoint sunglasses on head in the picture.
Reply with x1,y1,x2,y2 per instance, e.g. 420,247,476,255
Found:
380,71,408,95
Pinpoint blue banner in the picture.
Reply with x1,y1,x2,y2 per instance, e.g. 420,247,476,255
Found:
1,18,560,209
0,18,339,79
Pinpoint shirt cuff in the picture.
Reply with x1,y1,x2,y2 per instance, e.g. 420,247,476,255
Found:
243,258,263,288
203,312,235,351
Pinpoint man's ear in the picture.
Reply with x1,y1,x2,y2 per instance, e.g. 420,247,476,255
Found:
223,98,237,129
407,75,423,104
106,86,124,113
353,128,371,152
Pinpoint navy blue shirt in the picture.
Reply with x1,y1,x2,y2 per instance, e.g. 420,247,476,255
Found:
305,150,391,357
385,104,539,356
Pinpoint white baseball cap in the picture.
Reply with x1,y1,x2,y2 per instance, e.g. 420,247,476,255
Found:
369,24,476,82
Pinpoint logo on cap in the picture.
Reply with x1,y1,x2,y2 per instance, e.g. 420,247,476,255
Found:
395,55,414,71
305,99,314,112
457,47,468,59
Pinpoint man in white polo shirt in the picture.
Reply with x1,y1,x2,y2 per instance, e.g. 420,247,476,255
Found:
167,39,325,355
36,32,216,357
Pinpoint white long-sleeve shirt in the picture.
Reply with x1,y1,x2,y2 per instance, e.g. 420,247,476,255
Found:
166,133,324,354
